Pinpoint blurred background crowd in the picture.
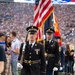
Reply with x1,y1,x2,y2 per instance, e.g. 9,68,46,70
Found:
0,3,75,44
0,3,34,42
54,4,75,44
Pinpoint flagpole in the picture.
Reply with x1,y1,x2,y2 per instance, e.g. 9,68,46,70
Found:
53,12,55,30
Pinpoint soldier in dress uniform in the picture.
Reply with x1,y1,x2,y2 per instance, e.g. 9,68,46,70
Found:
19,26,46,75
44,28,60,75
55,36,65,74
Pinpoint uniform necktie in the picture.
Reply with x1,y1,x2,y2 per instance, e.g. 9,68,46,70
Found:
48,41,50,44
30,44,32,48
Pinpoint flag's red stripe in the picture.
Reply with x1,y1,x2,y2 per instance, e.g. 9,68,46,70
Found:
34,0,54,41
40,6,54,26
40,0,51,17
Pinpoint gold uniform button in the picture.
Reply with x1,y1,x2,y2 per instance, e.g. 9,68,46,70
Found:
28,60,31,64
45,52,47,57
29,56,31,58
29,64,31,66
30,53,31,54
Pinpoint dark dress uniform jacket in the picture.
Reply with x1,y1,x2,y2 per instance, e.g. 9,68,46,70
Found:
19,42,46,75
45,39,59,71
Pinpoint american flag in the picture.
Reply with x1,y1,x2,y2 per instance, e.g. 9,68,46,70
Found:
34,0,54,41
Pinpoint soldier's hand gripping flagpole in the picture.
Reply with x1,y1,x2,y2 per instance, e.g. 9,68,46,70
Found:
52,67,58,75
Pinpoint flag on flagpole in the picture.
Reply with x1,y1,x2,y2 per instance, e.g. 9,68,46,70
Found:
44,13,54,35
54,14,61,37
34,0,54,41
53,14,62,46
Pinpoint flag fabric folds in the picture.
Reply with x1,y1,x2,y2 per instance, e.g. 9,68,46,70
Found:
54,14,61,37
34,0,54,41
54,14,62,46
44,13,54,35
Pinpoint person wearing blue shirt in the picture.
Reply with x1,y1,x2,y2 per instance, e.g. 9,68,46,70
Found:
0,32,7,75
0,46,6,73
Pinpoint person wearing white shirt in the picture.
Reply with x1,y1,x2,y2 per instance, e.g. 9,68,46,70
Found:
10,31,21,75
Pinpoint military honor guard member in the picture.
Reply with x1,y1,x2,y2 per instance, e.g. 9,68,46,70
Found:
19,26,46,75
44,28,60,75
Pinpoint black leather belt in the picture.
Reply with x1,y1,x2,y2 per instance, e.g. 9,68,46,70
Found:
45,53,55,57
48,54,55,57
24,60,40,64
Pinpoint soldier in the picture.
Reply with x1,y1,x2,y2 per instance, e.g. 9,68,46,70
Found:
44,28,60,75
19,26,46,75
55,36,65,74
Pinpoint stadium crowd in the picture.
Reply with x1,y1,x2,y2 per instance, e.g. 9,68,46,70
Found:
54,4,75,44
0,3,34,42
0,3,75,44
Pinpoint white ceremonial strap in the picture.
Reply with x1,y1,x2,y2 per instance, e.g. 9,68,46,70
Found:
22,42,26,52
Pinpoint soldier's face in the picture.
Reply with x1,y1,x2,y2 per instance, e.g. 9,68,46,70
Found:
46,33,53,40
28,33,37,41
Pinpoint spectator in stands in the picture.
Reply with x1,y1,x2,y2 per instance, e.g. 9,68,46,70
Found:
69,44,74,75
9,31,21,75
64,44,70,74
64,44,74,75
0,32,6,50
0,32,7,75
0,46,6,74
5,36,11,75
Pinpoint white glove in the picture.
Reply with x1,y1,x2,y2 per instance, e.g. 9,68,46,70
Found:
59,67,63,71
73,63,75,71
46,61,48,65
53,67,58,71
60,63,61,66
17,63,23,70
